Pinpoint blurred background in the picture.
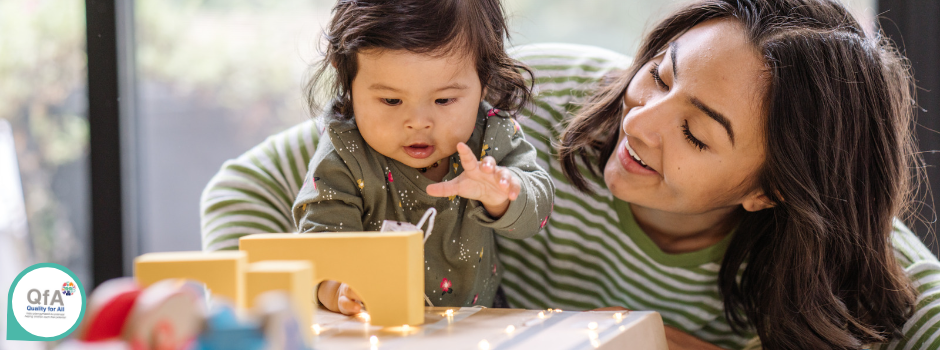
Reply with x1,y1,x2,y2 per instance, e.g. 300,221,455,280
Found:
0,0,933,347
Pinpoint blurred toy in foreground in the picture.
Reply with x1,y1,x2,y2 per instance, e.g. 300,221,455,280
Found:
125,280,204,349
55,278,308,350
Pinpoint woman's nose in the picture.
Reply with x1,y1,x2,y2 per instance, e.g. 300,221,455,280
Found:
622,105,663,149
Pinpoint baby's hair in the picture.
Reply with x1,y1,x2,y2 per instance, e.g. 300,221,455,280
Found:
306,0,532,120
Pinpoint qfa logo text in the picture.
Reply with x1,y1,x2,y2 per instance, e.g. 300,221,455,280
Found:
24,284,73,313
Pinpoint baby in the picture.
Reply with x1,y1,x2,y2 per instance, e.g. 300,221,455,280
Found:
293,0,554,314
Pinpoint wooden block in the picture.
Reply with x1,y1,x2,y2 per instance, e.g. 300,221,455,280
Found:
239,232,423,327
134,251,247,309
245,261,315,345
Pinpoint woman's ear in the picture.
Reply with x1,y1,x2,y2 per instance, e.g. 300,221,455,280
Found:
741,190,776,212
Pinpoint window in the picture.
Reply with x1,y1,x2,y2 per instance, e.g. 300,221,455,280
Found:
133,0,331,253
1,1,89,345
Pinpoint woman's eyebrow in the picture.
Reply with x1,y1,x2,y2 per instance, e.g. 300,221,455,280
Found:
670,41,736,147
670,41,679,81
691,97,736,146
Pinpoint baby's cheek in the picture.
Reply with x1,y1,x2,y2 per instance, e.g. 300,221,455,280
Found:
446,121,475,144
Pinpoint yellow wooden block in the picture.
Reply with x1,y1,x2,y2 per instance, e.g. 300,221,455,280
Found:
245,260,315,344
134,251,247,309
239,231,423,327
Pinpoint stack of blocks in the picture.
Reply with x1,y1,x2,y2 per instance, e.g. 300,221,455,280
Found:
133,230,425,345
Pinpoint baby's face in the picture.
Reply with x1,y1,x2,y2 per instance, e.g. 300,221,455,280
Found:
350,49,482,169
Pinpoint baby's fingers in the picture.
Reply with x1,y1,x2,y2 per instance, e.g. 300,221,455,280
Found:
496,167,512,189
508,174,521,201
496,168,521,200
480,156,497,174
456,143,479,172
337,283,363,315
337,295,363,315
426,178,461,198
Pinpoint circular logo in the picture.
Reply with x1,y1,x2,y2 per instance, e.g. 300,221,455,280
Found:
61,282,76,296
6,263,86,341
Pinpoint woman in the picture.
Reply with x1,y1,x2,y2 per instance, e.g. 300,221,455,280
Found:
201,0,940,348
498,0,937,349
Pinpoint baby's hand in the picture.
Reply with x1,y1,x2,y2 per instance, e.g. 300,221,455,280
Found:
426,142,521,218
318,280,363,315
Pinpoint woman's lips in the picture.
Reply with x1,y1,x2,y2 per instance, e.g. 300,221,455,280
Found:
617,139,658,175
403,144,435,159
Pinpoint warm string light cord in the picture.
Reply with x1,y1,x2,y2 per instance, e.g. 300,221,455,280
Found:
416,207,437,244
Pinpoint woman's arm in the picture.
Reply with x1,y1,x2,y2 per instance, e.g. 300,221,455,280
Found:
200,119,319,251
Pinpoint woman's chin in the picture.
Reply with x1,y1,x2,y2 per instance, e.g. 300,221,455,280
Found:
604,162,662,206
604,164,638,200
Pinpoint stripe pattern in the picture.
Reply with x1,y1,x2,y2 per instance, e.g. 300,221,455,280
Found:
201,119,320,251
497,43,750,349
199,43,940,349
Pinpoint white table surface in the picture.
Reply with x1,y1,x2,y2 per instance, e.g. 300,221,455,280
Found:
310,307,668,350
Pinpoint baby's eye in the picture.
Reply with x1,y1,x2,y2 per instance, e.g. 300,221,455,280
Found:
435,98,456,106
383,98,402,106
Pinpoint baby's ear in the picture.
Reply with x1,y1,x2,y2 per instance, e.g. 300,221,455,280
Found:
741,190,776,212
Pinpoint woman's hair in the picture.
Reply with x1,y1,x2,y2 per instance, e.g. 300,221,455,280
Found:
305,0,531,120
559,0,921,348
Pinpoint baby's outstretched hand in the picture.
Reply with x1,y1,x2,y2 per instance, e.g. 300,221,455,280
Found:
426,142,521,218
318,280,363,315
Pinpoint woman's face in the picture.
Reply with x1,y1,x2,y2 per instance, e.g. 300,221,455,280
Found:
605,18,772,215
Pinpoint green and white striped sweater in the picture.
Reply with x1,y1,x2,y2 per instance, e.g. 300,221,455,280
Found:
201,43,940,349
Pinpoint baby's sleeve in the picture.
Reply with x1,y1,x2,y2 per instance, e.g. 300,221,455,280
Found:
292,138,365,233
469,117,555,239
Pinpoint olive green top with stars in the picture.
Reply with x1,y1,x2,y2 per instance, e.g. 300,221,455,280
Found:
292,101,555,307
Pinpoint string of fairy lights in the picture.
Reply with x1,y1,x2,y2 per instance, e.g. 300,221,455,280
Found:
308,308,631,349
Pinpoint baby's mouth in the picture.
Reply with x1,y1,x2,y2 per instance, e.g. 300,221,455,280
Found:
403,143,435,159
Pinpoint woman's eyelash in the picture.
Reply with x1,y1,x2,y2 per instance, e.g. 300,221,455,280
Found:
649,63,701,151
383,98,402,106
649,63,669,90
435,98,456,105
682,120,708,151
